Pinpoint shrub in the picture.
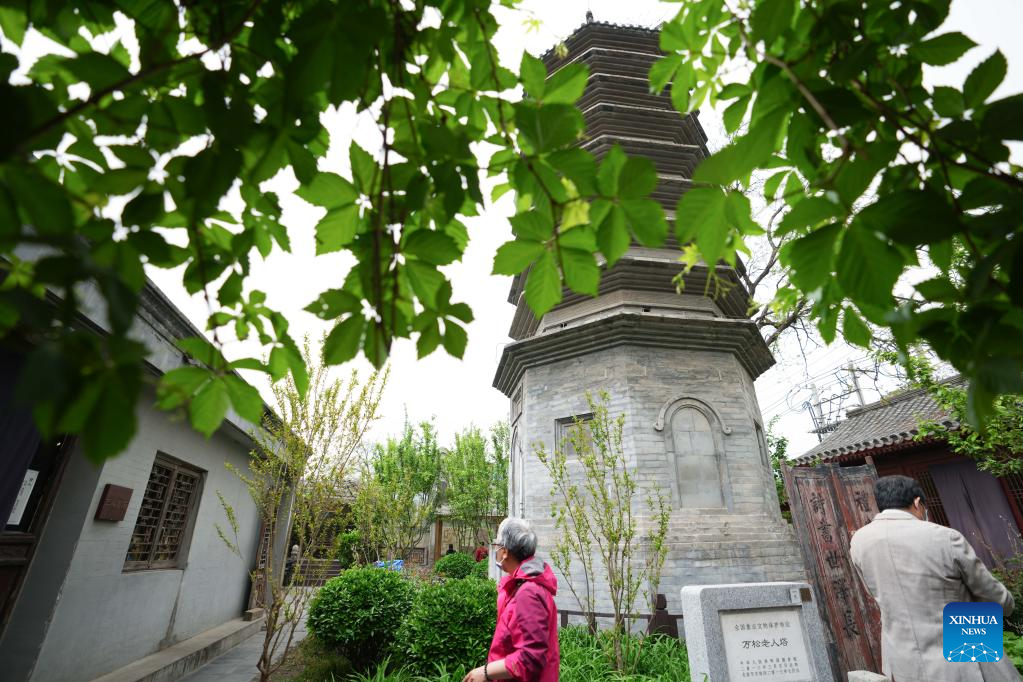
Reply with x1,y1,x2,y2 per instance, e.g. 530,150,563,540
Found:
397,575,497,674
470,557,490,580
334,529,363,569
307,567,414,670
434,551,476,579
992,552,1023,635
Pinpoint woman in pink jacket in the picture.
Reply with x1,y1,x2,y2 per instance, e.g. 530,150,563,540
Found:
462,517,559,682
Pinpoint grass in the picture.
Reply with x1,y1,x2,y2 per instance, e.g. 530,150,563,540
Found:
307,626,691,681
1006,631,1023,674
267,637,352,681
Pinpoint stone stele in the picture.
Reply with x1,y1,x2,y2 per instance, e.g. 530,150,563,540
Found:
492,20,807,620
682,582,835,682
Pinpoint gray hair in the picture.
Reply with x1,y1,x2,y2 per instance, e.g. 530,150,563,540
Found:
495,517,537,561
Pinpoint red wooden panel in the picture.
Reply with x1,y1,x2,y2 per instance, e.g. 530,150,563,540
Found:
783,464,883,676
832,466,883,668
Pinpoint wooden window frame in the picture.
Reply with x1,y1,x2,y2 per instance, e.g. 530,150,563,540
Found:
555,413,594,463
998,472,1023,535
123,454,204,572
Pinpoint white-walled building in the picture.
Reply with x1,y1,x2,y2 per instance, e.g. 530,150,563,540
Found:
0,283,274,682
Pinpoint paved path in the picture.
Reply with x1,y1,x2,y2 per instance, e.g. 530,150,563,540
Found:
179,621,308,682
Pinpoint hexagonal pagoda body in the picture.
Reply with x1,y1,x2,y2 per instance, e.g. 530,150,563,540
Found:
493,20,806,620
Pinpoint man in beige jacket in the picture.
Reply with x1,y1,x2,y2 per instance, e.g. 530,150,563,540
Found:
850,475,1020,682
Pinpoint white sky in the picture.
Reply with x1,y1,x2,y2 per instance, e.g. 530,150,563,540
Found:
9,0,1022,457
151,0,1023,457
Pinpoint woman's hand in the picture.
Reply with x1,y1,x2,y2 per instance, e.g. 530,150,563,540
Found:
461,666,488,682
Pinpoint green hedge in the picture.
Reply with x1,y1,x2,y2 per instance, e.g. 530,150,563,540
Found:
470,557,490,580
397,575,497,674
434,552,476,579
307,567,414,670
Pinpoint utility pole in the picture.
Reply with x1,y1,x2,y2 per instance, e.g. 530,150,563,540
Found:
847,362,866,406
804,383,826,442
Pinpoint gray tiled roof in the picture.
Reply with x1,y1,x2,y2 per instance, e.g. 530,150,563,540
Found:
793,381,961,464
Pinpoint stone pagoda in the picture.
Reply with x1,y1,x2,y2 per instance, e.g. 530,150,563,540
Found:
492,19,806,618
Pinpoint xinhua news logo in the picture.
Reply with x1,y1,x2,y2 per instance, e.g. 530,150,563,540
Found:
943,602,1004,663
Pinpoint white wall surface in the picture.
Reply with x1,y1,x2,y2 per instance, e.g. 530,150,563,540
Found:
29,396,262,682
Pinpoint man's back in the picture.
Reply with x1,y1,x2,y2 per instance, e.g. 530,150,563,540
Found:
850,508,1018,682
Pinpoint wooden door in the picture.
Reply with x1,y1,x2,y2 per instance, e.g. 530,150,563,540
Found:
0,435,74,636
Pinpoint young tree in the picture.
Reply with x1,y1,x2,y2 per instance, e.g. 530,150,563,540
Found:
489,420,510,520
219,340,387,682
535,391,671,673
352,420,443,562
443,422,510,548
766,415,792,522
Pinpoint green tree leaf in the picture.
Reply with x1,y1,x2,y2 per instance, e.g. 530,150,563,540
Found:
509,211,553,241
841,307,872,348
297,172,359,208
836,225,904,308
649,55,681,94
224,375,263,423
493,240,544,275
405,261,445,308
910,32,976,66
621,199,668,247
676,187,726,243
855,190,960,245
591,201,628,266
777,196,844,236
324,316,366,365
932,86,965,118
350,142,377,195
405,230,460,265
963,50,1006,108
63,52,131,91
781,223,841,291
315,205,360,254
618,156,658,199
543,63,588,104
442,320,468,357
596,145,626,196
7,168,74,235
190,377,230,437
751,0,795,44
0,7,27,45
520,52,546,100
561,248,599,296
524,250,561,316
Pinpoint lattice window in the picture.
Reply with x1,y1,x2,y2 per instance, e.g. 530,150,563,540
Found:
1002,472,1023,524
908,467,950,527
125,455,203,570
555,414,594,463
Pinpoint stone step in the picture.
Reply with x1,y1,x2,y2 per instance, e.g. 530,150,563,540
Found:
640,531,798,541
91,617,263,682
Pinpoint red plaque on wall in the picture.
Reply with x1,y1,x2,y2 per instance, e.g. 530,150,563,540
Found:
95,484,132,521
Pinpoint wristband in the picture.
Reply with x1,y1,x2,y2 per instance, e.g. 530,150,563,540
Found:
484,662,493,681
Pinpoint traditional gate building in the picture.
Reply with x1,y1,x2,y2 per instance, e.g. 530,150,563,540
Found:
493,19,806,619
